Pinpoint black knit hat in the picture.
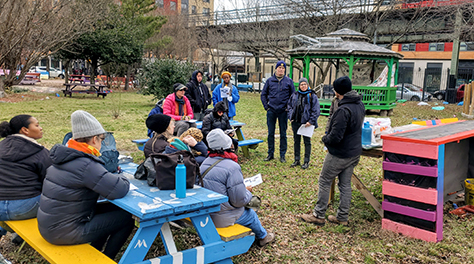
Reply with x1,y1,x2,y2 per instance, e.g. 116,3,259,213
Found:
146,114,172,134
333,76,352,95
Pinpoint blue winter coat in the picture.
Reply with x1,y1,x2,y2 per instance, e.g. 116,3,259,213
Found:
37,144,130,244
212,83,240,118
261,75,295,112
287,90,321,128
199,156,251,228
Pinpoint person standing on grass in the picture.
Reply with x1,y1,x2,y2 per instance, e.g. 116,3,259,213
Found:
301,76,364,226
37,110,134,259
185,70,211,121
0,115,52,242
212,71,240,120
261,60,295,163
287,78,320,169
163,83,196,136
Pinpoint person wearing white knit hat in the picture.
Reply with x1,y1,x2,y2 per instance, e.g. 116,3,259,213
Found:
37,110,133,259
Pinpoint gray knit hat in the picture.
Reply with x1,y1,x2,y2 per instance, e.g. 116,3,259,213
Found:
207,128,232,150
299,78,308,86
71,110,106,139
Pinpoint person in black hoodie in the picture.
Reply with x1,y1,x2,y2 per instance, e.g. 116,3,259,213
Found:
185,70,211,121
202,101,239,151
301,76,365,226
37,110,133,259
0,115,52,238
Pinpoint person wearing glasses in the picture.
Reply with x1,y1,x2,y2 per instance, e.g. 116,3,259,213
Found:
37,110,133,259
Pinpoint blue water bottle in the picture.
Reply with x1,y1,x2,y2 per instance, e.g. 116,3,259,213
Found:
175,155,186,198
361,121,372,147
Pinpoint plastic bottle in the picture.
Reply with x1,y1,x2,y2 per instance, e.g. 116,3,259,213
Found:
361,121,372,146
175,155,186,198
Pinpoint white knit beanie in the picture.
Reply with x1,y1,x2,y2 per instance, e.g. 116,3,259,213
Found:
71,110,106,139
207,128,232,150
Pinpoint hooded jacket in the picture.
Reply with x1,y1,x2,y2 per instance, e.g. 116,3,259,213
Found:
0,135,52,200
322,90,365,158
37,144,129,244
185,70,211,113
261,74,295,112
200,156,252,228
201,103,232,139
287,89,321,127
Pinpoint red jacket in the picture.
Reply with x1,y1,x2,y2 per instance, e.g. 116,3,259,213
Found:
163,93,194,121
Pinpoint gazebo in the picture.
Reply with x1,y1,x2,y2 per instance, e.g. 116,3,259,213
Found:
286,29,403,116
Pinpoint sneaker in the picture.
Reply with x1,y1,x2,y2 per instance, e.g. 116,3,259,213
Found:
280,157,286,163
258,232,275,247
301,162,309,169
264,155,274,162
328,215,348,226
301,213,325,226
290,161,300,168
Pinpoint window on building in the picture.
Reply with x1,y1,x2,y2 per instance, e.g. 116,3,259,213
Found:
170,1,176,10
191,5,196,14
155,0,164,8
181,0,188,14
427,63,442,68
203,0,210,2
461,42,474,51
401,43,416,51
203,7,210,16
429,43,444,51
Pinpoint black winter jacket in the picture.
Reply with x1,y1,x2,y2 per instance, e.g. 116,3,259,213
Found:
322,90,365,158
185,70,211,113
287,90,321,127
0,135,52,200
37,144,129,244
201,111,232,139
144,134,170,158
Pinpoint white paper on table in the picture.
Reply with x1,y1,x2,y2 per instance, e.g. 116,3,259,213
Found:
297,125,315,137
129,183,138,191
244,173,263,187
186,119,197,123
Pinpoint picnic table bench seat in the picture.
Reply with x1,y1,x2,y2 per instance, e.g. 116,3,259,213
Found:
182,218,253,242
4,218,115,264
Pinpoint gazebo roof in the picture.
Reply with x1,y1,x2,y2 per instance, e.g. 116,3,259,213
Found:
287,29,403,59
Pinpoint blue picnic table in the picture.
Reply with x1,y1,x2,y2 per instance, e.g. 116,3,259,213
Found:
113,163,255,264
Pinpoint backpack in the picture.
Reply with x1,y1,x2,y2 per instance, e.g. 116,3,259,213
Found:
62,131,120,173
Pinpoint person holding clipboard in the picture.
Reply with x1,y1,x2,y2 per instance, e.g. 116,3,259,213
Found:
287,78,320,169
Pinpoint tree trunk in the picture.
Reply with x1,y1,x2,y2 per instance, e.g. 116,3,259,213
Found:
124,64,131,91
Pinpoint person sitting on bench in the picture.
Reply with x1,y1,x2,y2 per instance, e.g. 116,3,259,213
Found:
199,129,275,247
37,110,134,259
144,114,174,158
201,101,238,151
0,115,52,241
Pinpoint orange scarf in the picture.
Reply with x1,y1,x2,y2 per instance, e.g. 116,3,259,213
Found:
67,139,101,157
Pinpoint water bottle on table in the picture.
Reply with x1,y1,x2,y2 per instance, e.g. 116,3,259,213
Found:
361,121,372,147
175,154,186,198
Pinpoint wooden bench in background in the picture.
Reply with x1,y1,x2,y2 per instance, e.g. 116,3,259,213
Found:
4,218,115,264
63,83,109,98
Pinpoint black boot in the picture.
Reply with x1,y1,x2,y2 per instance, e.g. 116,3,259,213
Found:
301,162,309,169
264,155,274,161
290,161,300,168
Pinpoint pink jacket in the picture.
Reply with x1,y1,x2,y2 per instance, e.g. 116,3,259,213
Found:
163,93,194,121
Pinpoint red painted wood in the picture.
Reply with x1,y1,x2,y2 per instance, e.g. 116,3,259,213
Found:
383,140,438,159
444,42,453,52
382,181,438,205
382,201,436,221
383,161,438,177
382,219,438,242
416,43,430,51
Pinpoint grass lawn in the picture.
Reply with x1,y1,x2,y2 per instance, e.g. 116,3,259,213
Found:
1,90,474,263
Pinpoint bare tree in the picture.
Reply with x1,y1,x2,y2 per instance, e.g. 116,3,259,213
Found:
0,0,110,97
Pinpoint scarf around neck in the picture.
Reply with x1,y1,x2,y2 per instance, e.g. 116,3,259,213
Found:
67,139,101,157
209,151,238,163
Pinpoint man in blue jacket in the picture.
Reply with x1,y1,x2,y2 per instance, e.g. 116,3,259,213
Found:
301,76,365,226
261,61,295,163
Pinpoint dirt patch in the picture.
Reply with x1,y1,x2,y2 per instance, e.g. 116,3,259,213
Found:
0,93,49,103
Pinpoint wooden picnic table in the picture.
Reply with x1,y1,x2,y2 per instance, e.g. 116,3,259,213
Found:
63,83,108,98
113,163,255,264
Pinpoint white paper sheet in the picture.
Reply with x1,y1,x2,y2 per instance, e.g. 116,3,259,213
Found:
244,173,263,187
129,183,138,191
297,125,315,137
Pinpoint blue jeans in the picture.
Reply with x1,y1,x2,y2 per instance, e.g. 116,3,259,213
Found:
313,153,360,222
235,208,267,239
0,195,40,221
266,109,288,158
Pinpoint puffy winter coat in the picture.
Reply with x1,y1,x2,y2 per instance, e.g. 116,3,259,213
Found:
261,74,295,112
0,135,52,200
212,84,240,118
199,156,251,228
201,112,232,140
322,90,365,158
37,144,130,244
185,70,211,113
287,90,321,127
163,93,194,121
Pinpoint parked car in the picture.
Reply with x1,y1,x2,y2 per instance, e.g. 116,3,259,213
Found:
432,84,465,102
29,66,64,79
395,83,431,101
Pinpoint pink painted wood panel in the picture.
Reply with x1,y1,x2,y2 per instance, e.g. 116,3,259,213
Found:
382,201,436,222
382,219,438,242
383,161,438,177
383,139,438,159
382,181,438,205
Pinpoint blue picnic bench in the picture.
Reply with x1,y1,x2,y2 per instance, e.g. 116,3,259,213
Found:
133,120,263,158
